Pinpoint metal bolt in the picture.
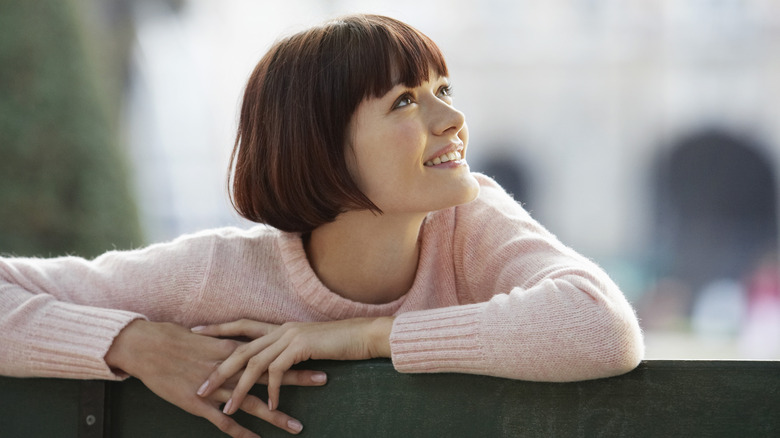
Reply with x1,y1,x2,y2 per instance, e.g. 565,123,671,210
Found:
85,414,96,426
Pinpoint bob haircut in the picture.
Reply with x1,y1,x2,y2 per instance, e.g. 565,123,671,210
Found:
229,14,449,232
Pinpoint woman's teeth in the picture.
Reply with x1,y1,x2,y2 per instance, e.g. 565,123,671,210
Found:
425,151,462,167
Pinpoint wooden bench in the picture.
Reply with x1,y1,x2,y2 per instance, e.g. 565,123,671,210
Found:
1,359,777,437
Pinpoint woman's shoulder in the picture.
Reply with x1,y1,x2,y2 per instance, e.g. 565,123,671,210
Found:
444,173,554,255
424,173,529,233
195,224,279,241
109,225,280,263
166,224,279,245
453,172,530,221
170,225,283,259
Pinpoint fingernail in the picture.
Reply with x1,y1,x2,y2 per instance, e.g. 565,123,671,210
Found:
191,325,205,333
197,380,209,396
311,372,327,383
288,419,303,433
223,398,233,415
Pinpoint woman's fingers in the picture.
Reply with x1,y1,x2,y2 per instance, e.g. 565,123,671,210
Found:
226,341,288,413
255,369,327,387
211,389,304,435
200,336,277,397
215,368,327,416
193,398,261,438
266,347,303,413
192,319,279,339
199,368,326,400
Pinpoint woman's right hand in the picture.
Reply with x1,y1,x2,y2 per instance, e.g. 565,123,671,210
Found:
105,319,326,437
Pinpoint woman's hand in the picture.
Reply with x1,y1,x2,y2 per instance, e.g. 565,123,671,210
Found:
194,317,394,416
105,320,327,437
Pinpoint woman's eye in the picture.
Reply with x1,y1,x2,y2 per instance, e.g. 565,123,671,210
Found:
393,94,414,109
438,84,453,99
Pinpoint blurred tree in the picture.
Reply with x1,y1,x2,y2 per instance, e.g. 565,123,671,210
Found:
0,0,142,257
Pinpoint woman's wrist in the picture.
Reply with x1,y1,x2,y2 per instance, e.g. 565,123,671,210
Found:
104,319,149,376
367,316,394,358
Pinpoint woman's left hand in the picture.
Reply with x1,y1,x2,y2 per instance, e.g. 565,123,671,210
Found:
194,317,394,415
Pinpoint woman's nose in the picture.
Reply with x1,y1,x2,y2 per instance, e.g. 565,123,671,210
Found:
431,100,466,137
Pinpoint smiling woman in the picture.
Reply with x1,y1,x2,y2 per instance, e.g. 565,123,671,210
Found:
347,74,478,216
0,14,644,438
229,15,452,232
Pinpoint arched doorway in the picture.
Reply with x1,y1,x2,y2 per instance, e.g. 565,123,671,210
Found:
652,129,778,314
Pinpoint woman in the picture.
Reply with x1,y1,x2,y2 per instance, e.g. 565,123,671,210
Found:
0,14,643,438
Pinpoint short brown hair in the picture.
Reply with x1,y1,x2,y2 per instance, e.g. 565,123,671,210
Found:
228,14,448,232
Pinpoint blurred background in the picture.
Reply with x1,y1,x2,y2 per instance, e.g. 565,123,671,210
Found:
2,0,779,360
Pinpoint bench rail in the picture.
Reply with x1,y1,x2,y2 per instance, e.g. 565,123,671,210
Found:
1,360,778,437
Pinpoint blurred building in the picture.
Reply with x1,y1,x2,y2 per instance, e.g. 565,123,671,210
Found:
431,0,780,357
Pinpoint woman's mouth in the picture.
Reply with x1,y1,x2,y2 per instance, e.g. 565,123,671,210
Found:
424,150,463,167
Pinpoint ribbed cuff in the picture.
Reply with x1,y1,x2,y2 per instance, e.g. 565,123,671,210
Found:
26,301,145,380
390,303,485,374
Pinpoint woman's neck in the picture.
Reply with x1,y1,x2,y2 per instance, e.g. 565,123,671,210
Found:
305,210,427,304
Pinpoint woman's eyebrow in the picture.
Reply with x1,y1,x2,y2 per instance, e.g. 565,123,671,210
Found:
435,75,450,84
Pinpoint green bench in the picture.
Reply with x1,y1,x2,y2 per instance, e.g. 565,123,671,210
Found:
1,360,777,437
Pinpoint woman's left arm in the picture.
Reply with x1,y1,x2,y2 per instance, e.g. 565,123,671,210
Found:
390,266,643,382
390,175,643,382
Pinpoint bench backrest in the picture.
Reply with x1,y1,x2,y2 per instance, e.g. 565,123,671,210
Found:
1,359,777,437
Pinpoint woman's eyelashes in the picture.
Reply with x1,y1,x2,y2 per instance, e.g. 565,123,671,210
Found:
391,84,453,110
438,84,453,99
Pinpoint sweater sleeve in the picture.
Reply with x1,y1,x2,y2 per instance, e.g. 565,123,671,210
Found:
0,233,215,380
390,174,644,382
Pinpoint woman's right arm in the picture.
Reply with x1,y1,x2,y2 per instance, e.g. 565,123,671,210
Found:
0,255,146,379
0,235,322,436
0,235,211,379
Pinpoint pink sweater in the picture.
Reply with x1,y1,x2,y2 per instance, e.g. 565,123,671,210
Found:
0,174,643,382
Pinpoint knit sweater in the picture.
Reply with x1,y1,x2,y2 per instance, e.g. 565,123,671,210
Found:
0,174,643,382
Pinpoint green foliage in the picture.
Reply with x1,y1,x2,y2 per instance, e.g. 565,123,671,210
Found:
0,0,143,257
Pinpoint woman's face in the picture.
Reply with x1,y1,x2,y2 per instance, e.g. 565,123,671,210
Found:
346,71,480,216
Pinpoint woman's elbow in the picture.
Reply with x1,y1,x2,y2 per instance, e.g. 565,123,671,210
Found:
596,311,645,378
573,276,645,378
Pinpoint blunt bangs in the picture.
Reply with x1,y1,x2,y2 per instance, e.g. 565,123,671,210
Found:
334,15,449,101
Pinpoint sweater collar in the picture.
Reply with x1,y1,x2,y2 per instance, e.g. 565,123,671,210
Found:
276,215,438,319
